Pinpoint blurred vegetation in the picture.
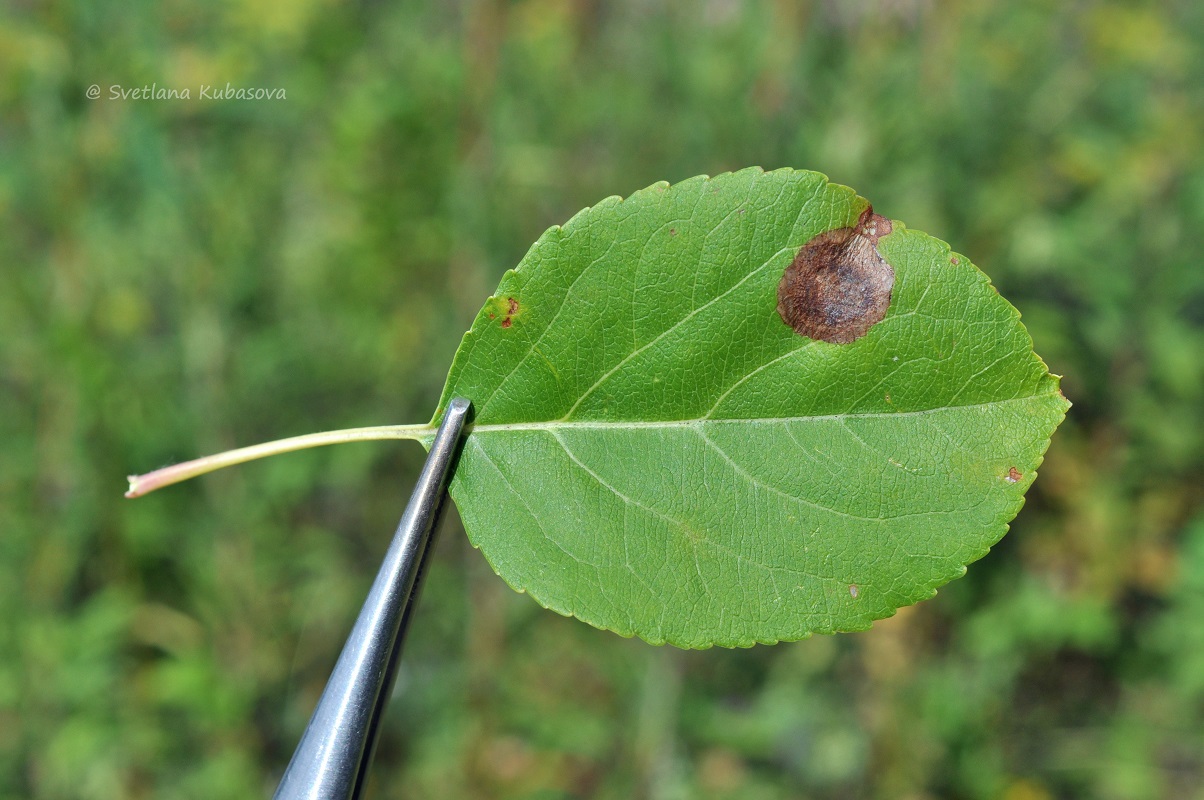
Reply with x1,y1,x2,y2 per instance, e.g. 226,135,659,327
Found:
3,0,1203,797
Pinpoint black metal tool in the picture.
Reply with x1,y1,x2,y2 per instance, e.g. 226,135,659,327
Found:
273,397,471,800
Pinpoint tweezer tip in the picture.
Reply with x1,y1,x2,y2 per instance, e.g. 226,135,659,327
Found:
446,397,472,417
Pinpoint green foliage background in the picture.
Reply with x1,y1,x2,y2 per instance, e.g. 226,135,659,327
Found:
2,1,1202,797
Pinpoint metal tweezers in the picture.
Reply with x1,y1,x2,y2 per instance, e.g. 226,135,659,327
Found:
273,397,471,800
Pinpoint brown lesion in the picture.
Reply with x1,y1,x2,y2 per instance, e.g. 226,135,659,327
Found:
776,206,895,344
499,296,520,329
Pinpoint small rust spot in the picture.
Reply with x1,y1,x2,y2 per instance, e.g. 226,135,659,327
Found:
849,584,859,599
777,206,895,344
669,227,677,236
950,256,959,265
1006,466,1023,483
499,297,520,328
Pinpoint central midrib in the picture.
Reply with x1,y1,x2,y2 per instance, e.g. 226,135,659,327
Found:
464,393,1046,435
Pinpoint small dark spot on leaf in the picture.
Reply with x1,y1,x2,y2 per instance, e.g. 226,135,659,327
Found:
669,227,677,236
1006,466,1022,483
950,256,959,265
499,297,520,328
777,207,895,344
488,312,495,319
849,584,859,598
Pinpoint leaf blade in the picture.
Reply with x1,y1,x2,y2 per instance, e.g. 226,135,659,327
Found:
435,167,1068,648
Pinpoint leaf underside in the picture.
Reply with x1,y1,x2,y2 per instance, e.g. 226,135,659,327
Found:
432,167,1068,649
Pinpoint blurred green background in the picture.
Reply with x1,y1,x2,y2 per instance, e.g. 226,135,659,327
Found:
3,1,1203,797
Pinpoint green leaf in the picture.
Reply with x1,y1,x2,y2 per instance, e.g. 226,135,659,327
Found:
433,167,1068,649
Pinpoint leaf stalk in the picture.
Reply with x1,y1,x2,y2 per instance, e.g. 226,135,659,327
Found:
125,424,434,498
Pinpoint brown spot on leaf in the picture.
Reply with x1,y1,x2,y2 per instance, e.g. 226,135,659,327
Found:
499,297,520,328
777,206,895,344
669,227,677,236
950,256,960,265
1006,466,1023,483
849,584,859,599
